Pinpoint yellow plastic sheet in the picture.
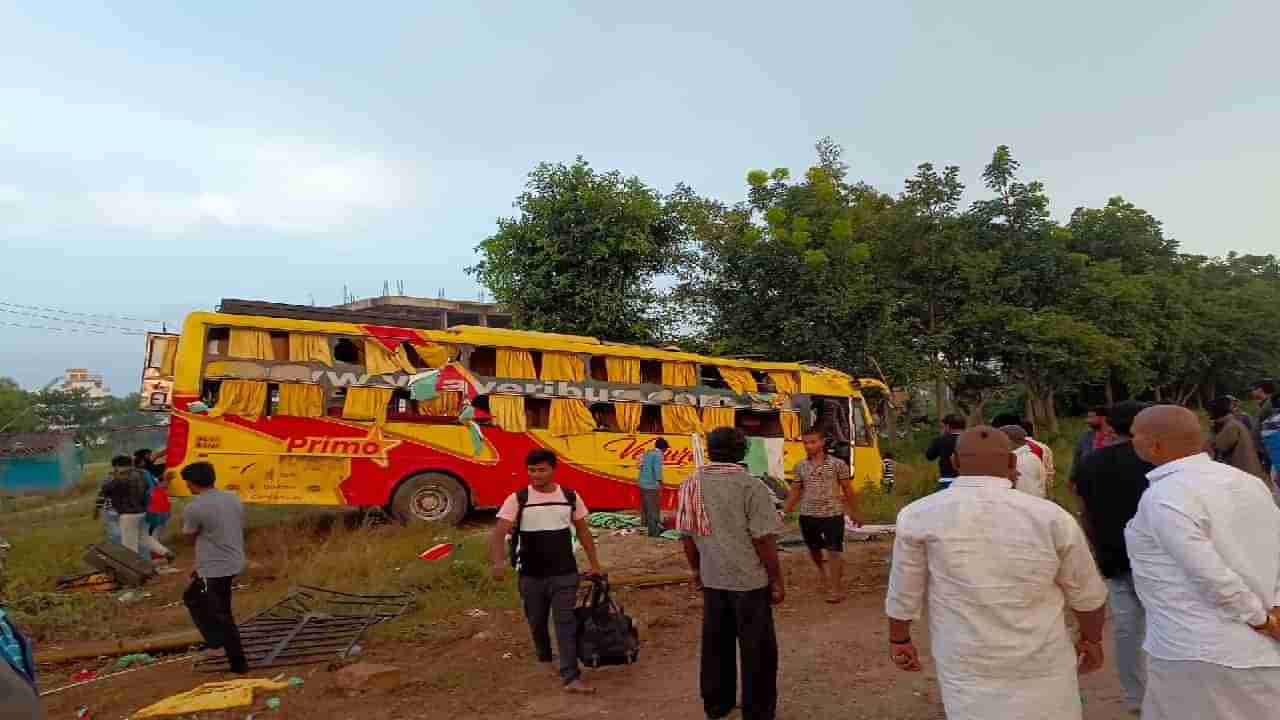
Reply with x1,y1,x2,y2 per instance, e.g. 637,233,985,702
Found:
781,410,801,441
701,406,736,432
277,383,325,417
418,391,462,417
718,367,758,395
133,678,289,718
498,349,537,379
490,395,527,432
288,334,333,366
768,371,799,396
662,405,703,434
208,380,267,421
228,329,273,360
662,362,697,387
343,387,393,424
365,340,415,376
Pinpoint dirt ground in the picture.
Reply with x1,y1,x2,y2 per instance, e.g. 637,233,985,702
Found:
36,532,1136,720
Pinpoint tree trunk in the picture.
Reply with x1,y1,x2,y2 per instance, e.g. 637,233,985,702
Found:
1025,385,1059,434
1104,380,1115,407
1154,386,1164,402
935,378,948,421
882,399,898,442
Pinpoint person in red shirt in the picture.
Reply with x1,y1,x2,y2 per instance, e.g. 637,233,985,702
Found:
137,449,172,546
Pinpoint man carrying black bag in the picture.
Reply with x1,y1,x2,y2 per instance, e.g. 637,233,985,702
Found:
491,449,604,694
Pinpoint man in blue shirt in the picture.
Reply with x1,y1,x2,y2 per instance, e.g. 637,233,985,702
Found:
637,438,668,537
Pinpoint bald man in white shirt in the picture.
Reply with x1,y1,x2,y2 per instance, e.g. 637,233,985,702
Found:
885,426,1108,720
1126,405,1280,720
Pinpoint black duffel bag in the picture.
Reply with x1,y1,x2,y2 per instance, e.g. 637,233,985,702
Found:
575,574,640,668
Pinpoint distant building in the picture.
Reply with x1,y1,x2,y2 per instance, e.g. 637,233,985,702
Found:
52,368,109,398
334,296,512,329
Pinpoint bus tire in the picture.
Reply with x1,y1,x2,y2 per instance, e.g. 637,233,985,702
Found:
390,472,469,526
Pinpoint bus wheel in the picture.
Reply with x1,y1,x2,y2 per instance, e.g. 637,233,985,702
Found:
391,472,468,526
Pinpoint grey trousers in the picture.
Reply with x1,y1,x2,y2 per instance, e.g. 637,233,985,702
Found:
0,660,42,720
640,488,662,537
519,572,581,684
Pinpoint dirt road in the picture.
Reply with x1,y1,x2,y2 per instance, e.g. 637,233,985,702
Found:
40,539,1136,720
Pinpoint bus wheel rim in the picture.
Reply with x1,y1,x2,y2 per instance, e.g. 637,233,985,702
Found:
410,486,449,520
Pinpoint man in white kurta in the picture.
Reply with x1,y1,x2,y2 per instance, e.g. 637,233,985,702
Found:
1000,424,1047,499
1124,405,1280,720
885,426,1108,720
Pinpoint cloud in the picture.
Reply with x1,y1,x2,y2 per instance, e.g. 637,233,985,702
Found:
1,138,424,236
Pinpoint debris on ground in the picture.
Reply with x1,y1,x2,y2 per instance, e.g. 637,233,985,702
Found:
69,669,98,682
115,589,152,604
847,523,896,541
418,542,455,560
75,706,90,719
116,653,155,669
334,663,403,693
265,697,282,711
586,512,642,530
657,529,683,540
132,678,290,718
465,608,488,618
287,676,304,687
55,572,118,593
194,585,413,673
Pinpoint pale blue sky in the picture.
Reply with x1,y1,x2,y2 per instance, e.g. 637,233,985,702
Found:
1,1,1276,392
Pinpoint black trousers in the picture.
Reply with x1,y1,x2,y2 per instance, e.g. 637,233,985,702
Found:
183,575,248,674
640,488,662,537
701,586,778,720
519,572,581,684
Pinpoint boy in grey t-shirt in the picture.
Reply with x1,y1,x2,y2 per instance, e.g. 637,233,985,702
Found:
180,462,248,674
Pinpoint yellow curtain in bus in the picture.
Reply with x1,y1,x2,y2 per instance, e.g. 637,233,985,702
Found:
540,352,585,381
768,371,799,396
549,398,597,436
208,380,267,421
701,406,736,431
158,337,178,376
417,391,462,417
490,395,528,432
343,387,393,424
606,358,642,433
498,349,537,379
719,367,758,395
276,384,325,418
289,334,333,366
228,329,273,360
614,403,642,433
662,405,703,434
781,410,802,441
605,357,640,384
410,341,455,369
662,362,697,387
365,340,415,376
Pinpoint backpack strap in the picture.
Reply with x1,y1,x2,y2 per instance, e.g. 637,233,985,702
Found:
509,487,530,568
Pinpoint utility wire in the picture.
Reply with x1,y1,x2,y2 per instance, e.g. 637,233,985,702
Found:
0,321,146,337
0,307,148,334
0,300,170,326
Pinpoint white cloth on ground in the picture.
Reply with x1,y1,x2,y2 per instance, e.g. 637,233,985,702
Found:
1142,657,1280,720
1124,453,1280,668
1013,444,1047,498
118,513,171,557
885,475,1107,720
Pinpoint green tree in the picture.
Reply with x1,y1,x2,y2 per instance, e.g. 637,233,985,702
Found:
0,378,40,433
468,157,695,342
34,388,109,442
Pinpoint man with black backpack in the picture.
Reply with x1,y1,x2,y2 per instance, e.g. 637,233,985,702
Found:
491,449,604,694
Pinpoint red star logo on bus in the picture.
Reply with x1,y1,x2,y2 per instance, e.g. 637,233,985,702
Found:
283,425,402,468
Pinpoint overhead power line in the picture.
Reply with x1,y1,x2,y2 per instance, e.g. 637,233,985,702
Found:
0,300,171,326
0,320,112,335
0,307,149,334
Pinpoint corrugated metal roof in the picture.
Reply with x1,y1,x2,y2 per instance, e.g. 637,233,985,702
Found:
0,432,75,457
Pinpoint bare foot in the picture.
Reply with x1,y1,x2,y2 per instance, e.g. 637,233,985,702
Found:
563,678,596,694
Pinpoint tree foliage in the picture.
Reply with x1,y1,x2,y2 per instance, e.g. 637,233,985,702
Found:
478,142,1280,427
468,157,696,343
